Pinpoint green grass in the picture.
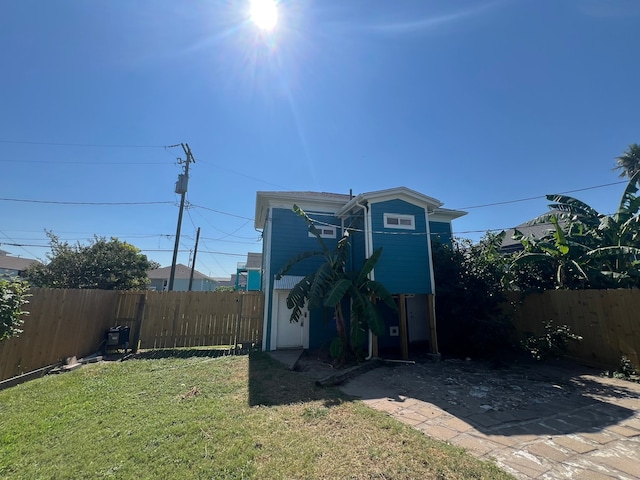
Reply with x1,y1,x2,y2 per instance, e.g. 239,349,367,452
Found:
0,352,512,479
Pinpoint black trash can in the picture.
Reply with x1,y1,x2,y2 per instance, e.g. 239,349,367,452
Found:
104,326,130,354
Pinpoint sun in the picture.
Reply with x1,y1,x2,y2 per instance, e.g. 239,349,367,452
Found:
249,0,278,31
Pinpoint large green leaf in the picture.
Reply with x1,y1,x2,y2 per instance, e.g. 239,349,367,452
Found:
366,280,397,310
276,251,323,279
323,279,352,308
355,247,383,285
286,273,314,322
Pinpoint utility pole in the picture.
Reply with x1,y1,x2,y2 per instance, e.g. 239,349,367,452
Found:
168,143,194,291
188,227,201,291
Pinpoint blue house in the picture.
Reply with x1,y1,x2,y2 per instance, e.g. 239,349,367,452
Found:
235,252,262,291
254,187,466,358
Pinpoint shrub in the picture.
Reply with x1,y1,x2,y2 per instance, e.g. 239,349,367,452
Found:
0,279,30,341
521,320,582,360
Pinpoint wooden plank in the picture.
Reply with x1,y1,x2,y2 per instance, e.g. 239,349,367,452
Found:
427,294,438,354
398,294,409,360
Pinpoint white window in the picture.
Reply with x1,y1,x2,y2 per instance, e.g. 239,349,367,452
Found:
384,213,415,230
309,226,337,238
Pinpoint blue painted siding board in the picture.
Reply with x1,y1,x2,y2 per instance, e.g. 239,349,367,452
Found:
269,208,340,278
247,270,261,291
429,221,453,246
370,200,432,294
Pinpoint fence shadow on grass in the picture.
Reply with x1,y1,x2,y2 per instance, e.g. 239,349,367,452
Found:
131,347,242,360
248,351,346,408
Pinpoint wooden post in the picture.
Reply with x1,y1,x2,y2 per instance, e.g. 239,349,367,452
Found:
234,294,244,354
131,292,146,353
398,294,409,360
427,294,439,355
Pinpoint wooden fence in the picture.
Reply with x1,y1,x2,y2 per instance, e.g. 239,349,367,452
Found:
0,289,264,382
506,289,640,370
115,291,264,349
0,288,119,382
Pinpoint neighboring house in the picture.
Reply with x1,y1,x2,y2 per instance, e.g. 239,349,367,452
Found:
235,252,262,291
147,263,218,292
254,187,466,357
501,211,566,254
0,250,39,279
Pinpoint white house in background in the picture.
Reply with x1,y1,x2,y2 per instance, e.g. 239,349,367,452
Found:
0,249,40,279
147,263,218,292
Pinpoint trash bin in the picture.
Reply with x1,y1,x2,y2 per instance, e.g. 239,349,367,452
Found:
104,326,130,354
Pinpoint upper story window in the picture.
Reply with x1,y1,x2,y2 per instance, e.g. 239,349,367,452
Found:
384,213,415,230
309,225,337,239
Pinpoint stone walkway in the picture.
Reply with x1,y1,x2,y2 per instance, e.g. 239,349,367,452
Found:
337,359,640,479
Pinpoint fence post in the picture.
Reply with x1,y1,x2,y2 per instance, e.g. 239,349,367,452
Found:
234,293,244,354
131,292,146,353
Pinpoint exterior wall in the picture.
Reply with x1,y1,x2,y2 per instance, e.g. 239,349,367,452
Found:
0,268,20,279
247,270,261,291
265,207,342,350
269,208,341,277
429,221,454,246
347,211,366,273
370,199,432,294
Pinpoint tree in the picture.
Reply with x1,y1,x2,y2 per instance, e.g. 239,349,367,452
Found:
276,205,396,361
509,172,640,289
25,232,159,290
0,278,30,341
614,143,640,180
432,234,515,359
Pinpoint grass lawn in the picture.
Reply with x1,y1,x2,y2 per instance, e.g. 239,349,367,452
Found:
0,352,512,479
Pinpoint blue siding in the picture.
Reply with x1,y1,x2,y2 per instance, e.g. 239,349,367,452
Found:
348,211,366,273
429,221,453,246
269,208,341,278
370,200,432,294
267,207,342,350
247,270,261,291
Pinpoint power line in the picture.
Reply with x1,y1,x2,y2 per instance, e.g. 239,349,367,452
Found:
0,139,179,148
2,159,173,165
455,180,627,210
0,197,174,206
189,202,255,220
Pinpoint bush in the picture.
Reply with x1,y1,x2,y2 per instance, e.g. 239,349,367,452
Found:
0,279,30,341
521,320,582,360
432,235,517,361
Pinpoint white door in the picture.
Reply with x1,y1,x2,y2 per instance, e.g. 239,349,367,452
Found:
275,291,308,349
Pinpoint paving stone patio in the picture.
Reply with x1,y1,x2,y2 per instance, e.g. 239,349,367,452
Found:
335,358,640,479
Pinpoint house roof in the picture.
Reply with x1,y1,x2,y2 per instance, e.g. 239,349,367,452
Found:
0,254,40,272
255,191,352,229
337,187,467,220
501,211,566,253
255,187,467,229
245,252,262,269
147,263,214,281
273,275,305,290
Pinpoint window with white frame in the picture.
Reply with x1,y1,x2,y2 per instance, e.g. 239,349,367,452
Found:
309,225,337,238
383,213,415,230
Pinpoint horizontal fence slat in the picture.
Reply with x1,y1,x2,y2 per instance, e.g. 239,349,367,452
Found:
505,289,640,370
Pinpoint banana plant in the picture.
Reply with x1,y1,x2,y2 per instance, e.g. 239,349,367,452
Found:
512,172,640,288
275,204,396,361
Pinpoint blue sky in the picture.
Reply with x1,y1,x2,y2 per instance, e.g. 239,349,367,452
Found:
2,0,639,279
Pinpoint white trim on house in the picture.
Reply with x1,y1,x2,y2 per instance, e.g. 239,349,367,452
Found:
309,225,337,238
255,191,350,229
261,208,273,351
383,213,416,230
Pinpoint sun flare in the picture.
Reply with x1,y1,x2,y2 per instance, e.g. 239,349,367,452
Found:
250,0,278,31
